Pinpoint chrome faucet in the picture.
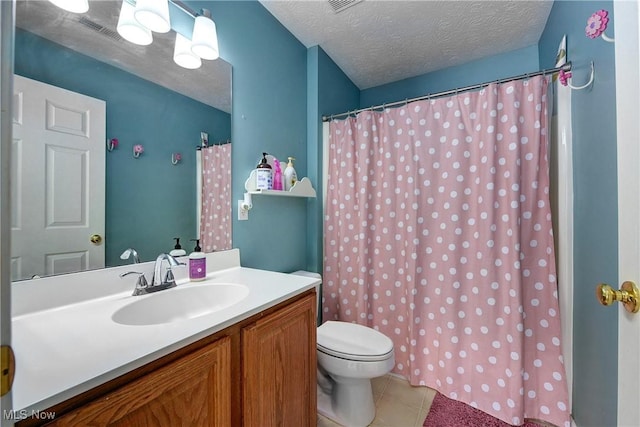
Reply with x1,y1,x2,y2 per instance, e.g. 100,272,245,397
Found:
120,248,140,264
120,253,185,296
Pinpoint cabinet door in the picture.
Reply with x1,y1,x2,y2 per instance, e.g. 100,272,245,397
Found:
242,293,317,427
50,337,231,426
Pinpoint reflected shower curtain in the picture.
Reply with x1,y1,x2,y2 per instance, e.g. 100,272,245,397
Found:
200,144,232,251
323,76,570,426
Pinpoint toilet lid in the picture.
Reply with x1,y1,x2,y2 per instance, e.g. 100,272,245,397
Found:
317,321,394,359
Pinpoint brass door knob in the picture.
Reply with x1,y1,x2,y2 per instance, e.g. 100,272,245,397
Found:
596,281,640,313
90,234,102,245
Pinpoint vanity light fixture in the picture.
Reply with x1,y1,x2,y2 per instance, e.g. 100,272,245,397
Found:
48,0,220,70
47,0,88,14
133,0,171,34
116,0,153,46
191,9,219,60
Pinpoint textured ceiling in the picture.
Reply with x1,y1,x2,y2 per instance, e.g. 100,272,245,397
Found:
15,0,232,112
259,0,554,89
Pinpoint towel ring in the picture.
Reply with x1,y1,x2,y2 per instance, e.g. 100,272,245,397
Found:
567,61,595,90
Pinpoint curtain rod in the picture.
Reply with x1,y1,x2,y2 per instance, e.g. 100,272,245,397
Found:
196,139,231,150
322,62,572,122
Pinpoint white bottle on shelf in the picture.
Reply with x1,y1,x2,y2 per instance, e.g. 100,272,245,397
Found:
283,157,298,191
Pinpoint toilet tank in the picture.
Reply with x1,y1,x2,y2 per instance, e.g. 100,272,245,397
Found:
291,270,322,323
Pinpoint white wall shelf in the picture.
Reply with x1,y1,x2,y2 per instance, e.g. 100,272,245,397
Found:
244,170,316,198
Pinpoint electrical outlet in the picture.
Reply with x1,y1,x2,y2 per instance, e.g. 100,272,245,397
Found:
238,200,248,221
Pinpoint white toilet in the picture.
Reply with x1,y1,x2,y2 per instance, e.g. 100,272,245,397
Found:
291,271,395,427
317,320,395,426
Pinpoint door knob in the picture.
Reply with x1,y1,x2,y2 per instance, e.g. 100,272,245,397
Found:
90,234,102,245
596,281,640,313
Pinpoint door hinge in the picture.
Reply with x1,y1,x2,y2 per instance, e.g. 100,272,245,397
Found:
1,345,15,396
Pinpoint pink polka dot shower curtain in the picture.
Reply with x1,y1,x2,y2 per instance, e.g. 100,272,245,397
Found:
200,144,232,252
323,76,570,427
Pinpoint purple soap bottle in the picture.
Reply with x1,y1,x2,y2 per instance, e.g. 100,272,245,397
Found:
189,239,206,281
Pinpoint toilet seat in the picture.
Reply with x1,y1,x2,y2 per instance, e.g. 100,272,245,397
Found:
317,321,394,362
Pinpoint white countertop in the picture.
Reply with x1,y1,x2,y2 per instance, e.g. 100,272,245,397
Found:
11,249,320,414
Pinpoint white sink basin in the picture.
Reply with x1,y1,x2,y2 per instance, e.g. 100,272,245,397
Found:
112,282,250,326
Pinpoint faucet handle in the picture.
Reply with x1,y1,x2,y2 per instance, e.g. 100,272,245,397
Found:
163,269,176,286
120,271,149,295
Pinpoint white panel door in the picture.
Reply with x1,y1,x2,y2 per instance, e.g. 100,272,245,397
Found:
614,1,640,426
11,75,105,281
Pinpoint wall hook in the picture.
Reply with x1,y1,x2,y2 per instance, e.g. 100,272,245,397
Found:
586,10,614,43
107,138,118,152
171,153,182,165
133,144,144,158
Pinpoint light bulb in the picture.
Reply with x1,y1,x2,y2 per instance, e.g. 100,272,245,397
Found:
134,0,171,33
173,33,202,70
47,0,89,14
191,12,219,60
117,0,153,46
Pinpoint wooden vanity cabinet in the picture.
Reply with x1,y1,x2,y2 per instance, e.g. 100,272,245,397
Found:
242,291,317,427
18,290,316,427
48,337,232,426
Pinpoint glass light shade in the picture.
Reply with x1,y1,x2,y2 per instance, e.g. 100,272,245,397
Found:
134,0,171,33
173,33,202,70
47,0,89,13
191,15,219,60
117,1,153,46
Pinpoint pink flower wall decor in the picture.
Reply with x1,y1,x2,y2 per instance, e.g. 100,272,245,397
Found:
107,138,118,151
586,10,614,42
558,70,572,86
133,144,144,158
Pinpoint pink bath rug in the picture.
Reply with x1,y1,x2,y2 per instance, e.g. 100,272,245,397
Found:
423,393,543,427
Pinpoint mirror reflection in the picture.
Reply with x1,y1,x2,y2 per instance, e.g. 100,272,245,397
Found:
12,0,232,281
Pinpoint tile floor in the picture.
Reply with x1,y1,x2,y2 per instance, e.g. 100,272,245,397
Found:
317,374,437,427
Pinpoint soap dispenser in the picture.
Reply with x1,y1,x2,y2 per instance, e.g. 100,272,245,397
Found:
189,239,206,281
256,152,273,190
170,237,187,257
283,157,298,191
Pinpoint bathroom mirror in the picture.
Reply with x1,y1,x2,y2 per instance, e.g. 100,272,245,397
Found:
11,0,232,281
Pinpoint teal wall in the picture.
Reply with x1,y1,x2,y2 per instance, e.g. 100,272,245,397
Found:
306,46,359,275
360,45,540,108
539,1,618,426
14,28,230,267
190,0,309,272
